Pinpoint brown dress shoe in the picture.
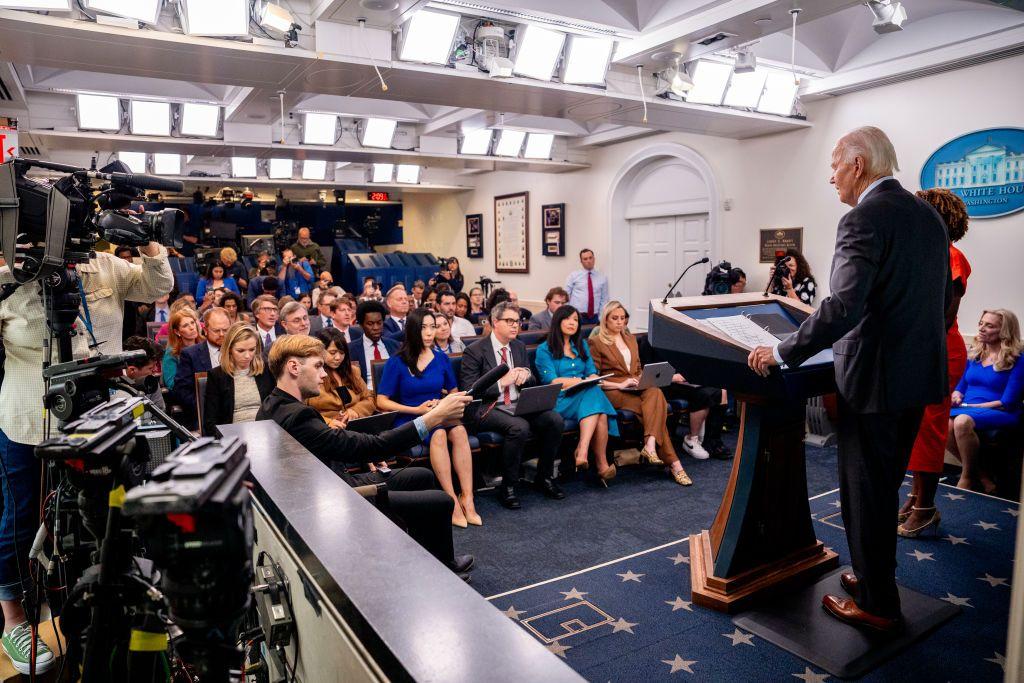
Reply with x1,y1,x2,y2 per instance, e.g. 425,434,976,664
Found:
840,572,859,597
821,594,901,633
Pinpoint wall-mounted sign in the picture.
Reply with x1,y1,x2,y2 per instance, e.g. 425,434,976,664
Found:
920,127,1024,219
759,227,803,263
0,125,17,163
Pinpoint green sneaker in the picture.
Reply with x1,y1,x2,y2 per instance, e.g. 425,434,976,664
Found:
1,621,55,674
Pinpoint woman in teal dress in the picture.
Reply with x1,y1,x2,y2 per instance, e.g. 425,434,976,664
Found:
535,305,619,485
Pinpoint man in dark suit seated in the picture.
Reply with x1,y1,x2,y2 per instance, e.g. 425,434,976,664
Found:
308,290,338,334
460,301,565,510
382,284,409,340
749,126,951,633
279,301,311,337
256,335,475,578
172,307,231,428
349,300,399,392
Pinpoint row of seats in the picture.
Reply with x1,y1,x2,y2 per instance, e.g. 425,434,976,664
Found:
346,252,439,294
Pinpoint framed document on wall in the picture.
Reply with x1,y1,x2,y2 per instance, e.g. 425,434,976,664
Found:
494,191,529,273
541,203,565,256
465,214,483,259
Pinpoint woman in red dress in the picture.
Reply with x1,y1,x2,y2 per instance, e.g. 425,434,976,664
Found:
898,189,971,536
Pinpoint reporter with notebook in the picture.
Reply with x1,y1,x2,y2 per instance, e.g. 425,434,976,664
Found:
461,301,566,510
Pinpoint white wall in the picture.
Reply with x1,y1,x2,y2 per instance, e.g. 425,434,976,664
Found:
402,54,1024,325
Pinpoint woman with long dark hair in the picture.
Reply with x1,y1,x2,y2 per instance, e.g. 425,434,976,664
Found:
770,248,816,305
432,257,464,293
309,327,377,424
376,308,480,527
535,305,619,484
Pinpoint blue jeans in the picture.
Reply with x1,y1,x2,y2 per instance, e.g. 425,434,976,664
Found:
0,429,40,601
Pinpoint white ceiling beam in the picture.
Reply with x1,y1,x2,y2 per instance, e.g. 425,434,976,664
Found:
421,108,486,135
573,126,656,148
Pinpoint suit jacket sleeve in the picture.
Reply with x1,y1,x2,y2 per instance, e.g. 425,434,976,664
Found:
291,405,422,465
172,347,198,408
778,210,882,368
460,344,498,400
202,368,230,437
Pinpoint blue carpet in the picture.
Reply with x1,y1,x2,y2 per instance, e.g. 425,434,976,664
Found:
486,482,1017,681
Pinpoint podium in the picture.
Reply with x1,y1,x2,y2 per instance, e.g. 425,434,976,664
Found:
648,294,839,613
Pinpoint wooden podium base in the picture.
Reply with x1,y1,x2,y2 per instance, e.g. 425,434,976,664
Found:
689,530,838,613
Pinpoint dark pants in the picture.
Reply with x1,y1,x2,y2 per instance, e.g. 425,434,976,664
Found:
836,399,924,618
478,408,564,486
351,467,454,565
0,430,39,601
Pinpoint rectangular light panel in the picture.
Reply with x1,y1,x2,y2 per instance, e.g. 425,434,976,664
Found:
130,100,171,136
302,160,327,180
118,152,147,173
268,158,294,179
723,68,768,108
495,129,526,157
400,9,460,65
757,71,800,116
513,24,566,81
76,93,121,131
459,128,493,155
303,113,337,145
177,0,249,37
371,163,394,183
180,103,220,137
231,157,257,178
153,153,181,175
360,118,397,148
561,35,613,86
259,2,294,33
523,133,554,159
396,164,420,184
0,0,71,9
84,0,161,24
685,61,733,106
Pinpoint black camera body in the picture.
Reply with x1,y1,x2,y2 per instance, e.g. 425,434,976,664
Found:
703,260,735,296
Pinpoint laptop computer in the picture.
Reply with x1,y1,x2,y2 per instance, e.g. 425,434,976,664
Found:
346,411,398,434
629,362,674,391
513,383,562,416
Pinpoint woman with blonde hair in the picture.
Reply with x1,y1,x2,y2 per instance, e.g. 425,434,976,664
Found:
588,301,691,486
161,307,203,390
202,323,276,436
949,309,1024,492
219,246,248,290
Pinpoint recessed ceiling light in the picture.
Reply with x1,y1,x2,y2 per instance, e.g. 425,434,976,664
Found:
495,129,526,157
303,113,337,145
76,93,121,131
399,9,460,65
153,153,181,175
512,24,566,81
459,128,493,155
130,100,171,136
753,17,772,26
268,158,294,179
360,118,397,148
118,151,147,173
360,0,398,10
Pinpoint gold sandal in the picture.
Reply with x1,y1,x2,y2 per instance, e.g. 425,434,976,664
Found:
639,447,663,466
670,467,692,486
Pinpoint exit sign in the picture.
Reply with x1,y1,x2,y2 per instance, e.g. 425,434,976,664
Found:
367,191,391,201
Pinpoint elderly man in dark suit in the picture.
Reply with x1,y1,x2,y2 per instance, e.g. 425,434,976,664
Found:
748,126,950,633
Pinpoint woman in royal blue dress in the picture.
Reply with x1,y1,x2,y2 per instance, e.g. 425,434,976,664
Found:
376,307,480,527
535,305,619,485
949,308,1024,492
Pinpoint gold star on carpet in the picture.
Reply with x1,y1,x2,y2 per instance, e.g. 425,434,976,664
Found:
977,573,1009,588
617,570,644,583
985,652,1005,671
546,642,571,659
974,520,1000,531
668,553,690,565
940,593,972,608
666,596,693,612
944,534,969,545
907,549,934,561
611,617,638,634
792,666,829,682
502,605,525,620
661,654,697,674
560,587,588,601
722,628,755,646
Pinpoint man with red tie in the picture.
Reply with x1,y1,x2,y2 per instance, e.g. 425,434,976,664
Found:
349,300,399,391
565,248,609,325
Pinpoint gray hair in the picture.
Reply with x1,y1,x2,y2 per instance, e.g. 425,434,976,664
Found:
837,126,900,177
279,301,308,321
490,301,519,323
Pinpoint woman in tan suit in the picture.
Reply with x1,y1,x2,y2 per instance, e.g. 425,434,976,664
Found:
309,327,376,425
588,301,691,486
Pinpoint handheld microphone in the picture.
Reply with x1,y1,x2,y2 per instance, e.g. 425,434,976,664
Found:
661,257,710,304
469,363,510,399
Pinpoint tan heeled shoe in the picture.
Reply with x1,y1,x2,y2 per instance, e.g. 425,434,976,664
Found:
458,496,482,526
897,494,917,524
639,447,663,466
669,466,692,486
597,464,617,488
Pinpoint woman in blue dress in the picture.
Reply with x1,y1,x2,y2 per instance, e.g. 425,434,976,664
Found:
535,305,619,485
949,308,1024,492
376,307,480,527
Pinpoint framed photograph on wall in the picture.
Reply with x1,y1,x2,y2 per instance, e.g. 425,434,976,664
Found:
495,192,529,273
465,214,483,259
541,202,565,257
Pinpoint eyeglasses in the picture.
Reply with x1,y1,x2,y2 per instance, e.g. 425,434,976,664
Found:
497,318,521,326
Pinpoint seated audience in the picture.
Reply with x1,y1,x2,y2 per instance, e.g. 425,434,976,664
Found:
528,287,568,330
454,293,472,321
219,247,248,291
289,227,327,272
411,280,426,308
461,301,566,509
309,328,377,424
589,302,691,486
433,314,465,356
383,284,410,338
162,307,203,390
729,268,747,294
431,257,464,293
202,323,276,436
280,301,311,337
376,308,480,528
121,336,165,410
196,262,240,302
252,294,285,352
256,335,475,577
309,290,338,333
468,287,486,323
437,291,476,341
535,306,619,485
770,249,816,305
298,292,313,313
220,291,249,325
950,308,1024,492
311,270,335,308
248,250,275,281
328,297,362,344
422,287,439,312
507,291,532,325
349,300,399,391
360,276,382,302
155,297,195,344
172,307,231,428
279,248,315,297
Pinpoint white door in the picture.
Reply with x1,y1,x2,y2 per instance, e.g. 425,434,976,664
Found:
628,214,711,330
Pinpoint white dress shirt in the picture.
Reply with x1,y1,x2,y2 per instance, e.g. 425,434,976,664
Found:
565,268,609,317
153,304,171,324
257,324,278,348
451,316,476,342
207,342,221,367
490,334,520,404
319,314,333,329
361,335,390,389
389,315,406,332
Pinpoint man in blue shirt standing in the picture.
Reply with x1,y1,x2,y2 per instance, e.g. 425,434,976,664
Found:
565,248,608,325
278,247,315,297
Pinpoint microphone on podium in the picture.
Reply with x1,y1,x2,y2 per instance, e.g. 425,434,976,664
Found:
661,257,711,304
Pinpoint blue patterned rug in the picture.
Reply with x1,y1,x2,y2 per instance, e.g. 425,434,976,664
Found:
487,481,1017,681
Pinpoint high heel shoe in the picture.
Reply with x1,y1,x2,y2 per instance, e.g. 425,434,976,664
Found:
597,464,617,488
668,466,692,486
460,497,483,526
639,447,663,466
897,494,917,524
897,507,941,537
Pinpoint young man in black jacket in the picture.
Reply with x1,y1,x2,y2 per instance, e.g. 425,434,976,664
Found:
256,335,476,577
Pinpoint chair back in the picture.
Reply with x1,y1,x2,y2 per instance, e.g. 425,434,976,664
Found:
371,360,388,396
195,372,208,433
146,321,164,341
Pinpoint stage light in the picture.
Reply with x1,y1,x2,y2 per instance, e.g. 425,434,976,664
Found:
757,70,799,116
303,113,337,145
723,68,767,108
231,157,257,178
118,151,147,173
396,164,420,184
561,35,613,86
180,102,220,137
359,118,397,148
495,129,526,157
258,2,294,34
371,163,394,183
399,9,460,65
459,128,493,155
302,159,327,180
76,93,121,131
130,100,171,136
733,48,756,74
512,24,566,81
83,0,162,24
867,0,907,34
523,133,554,159
685,60,732,106
268,158,294,179
153,153,181,175
176,0,249,37
0,0,71,10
